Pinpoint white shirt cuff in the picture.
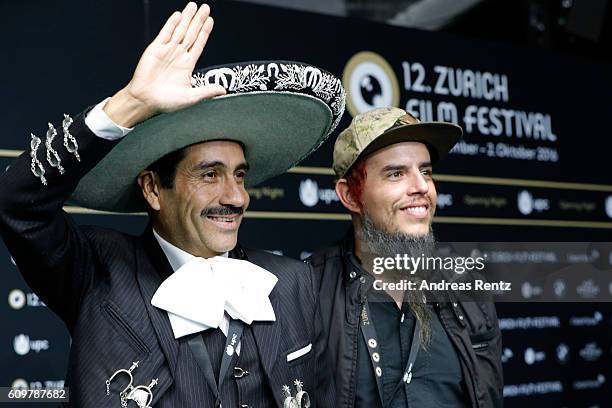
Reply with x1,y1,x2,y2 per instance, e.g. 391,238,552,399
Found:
84,97,133,140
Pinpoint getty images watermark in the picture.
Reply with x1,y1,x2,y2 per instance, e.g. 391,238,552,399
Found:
370,253,511,296
362,242,612,302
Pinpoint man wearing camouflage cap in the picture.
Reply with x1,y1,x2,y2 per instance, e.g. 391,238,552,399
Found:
308,107,503,407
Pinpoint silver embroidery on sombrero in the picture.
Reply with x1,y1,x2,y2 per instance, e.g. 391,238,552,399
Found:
30,133,47,185
45,123,65,175
192,62,345,136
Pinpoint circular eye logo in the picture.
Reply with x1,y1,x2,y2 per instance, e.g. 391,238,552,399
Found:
11,378,28,389
343,51,400,117
8,289,26,310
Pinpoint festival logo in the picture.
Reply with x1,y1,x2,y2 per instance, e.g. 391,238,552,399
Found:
8,289,26,310
343,51,400,117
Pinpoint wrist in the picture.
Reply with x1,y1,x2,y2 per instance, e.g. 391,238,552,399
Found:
104,87,155,128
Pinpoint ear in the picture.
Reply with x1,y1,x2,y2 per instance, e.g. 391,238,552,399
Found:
137,170,161,211
336,178,361,213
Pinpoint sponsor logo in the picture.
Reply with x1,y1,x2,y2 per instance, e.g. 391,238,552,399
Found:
517,190,549,215
298,179,339,208
521,281,543,299
567,250,599,263
552,279,566,298
576,279,600,298
524,347,545,365
605,195,612,219
499,316,560,330
463,195,506,208
569,311,602,327
436,193,453,209
299,179,319,207
8,289,26,310
247,186,284,201
573,374,606,390
579,342,602,362
11,379,64,389
556,343,569,364
503,381,563,397
13,334,49,356
558,200,596,212
343,51,400,116
501,347,514,363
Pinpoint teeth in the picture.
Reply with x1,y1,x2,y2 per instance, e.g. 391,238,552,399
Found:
405,206,426,214
208,216,235,222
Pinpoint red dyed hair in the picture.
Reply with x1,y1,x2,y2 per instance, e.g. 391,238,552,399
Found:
344,158,367,206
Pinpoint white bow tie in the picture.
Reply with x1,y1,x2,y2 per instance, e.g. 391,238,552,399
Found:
151,256,278,339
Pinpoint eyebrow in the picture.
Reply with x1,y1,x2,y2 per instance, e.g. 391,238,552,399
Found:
380,162,432,174
195,160,250,172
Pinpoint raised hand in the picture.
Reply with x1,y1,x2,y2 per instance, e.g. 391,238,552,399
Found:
104,2,226,128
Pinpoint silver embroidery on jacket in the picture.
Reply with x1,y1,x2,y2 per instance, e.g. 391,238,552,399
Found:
30,133,47,185
62,114,80,162
45,123,65,174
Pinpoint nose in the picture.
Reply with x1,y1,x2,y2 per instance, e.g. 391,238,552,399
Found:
406,170,430,195
219,176,247,208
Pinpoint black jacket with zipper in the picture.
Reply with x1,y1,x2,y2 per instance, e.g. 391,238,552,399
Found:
306,232,503,408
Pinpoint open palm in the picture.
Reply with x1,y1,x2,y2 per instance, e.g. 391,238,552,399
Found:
115,2,225,124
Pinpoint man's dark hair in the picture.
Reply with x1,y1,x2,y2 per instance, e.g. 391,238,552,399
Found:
146,148,187,189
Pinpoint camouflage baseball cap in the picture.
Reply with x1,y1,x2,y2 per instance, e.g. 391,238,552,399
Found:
332,107,462,178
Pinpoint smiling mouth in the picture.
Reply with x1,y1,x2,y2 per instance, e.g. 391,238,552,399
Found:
205,214,242,229
206,216,239,222
400,204,430,219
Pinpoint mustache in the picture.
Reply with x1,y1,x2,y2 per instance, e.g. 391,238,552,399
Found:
201,205,244,217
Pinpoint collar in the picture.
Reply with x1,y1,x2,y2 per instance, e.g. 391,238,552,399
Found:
152,229,228,272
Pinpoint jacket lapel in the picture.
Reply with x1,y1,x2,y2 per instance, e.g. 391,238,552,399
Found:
251,291,286,406
135,226,180,378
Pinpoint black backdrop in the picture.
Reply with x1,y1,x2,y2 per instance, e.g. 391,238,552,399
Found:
1,0,611,406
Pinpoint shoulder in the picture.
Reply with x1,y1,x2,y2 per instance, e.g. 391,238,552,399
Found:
244,248,310,276
305,241,345,276
80,225,140,258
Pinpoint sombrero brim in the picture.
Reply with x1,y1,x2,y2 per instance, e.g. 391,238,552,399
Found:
71,92,332,212
359,122,462,164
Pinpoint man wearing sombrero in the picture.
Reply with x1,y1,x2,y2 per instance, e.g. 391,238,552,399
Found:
0,3,343,407
308,108,503,407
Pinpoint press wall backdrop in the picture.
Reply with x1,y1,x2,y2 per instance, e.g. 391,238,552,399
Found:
1,0,611,406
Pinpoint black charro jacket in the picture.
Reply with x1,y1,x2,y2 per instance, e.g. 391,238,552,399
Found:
0,111,334,407
307,232,503,408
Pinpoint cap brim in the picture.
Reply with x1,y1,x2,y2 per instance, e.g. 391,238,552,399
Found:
359,122,462,165
71,92,332,212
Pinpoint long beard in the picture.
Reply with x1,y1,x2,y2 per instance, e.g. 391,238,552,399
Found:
358,211,434,349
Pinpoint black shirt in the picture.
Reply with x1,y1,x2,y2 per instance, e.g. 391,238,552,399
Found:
350,255,470,408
